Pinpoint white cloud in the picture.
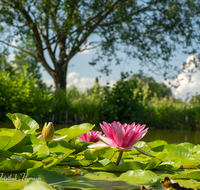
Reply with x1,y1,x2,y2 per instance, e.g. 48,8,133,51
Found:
67,71,116,90
44,79,54,87
42,71,116,91
169,55,200,100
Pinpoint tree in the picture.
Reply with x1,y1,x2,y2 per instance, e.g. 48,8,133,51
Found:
11,36,46,88
0,0,199,90
129,73,172,98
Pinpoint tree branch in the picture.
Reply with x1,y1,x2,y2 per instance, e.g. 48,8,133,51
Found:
0,40,37,59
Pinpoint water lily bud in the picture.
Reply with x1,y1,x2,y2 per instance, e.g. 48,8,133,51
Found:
42,122,54,143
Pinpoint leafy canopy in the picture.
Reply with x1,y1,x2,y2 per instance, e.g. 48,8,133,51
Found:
0,0,199,89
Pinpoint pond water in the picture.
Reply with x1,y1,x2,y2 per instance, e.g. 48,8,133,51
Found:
1,123,200,145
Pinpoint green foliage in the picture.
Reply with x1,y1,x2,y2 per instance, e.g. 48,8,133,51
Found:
1,113,200,189
11,35,45,88
0,0,199,89
102,79,149,123
0,66,53,122
130,73,172,99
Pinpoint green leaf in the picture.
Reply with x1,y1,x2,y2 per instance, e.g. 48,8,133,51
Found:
144,157,162,170
37,144,50,159
84,147,114,160
119,169,160,186
172,171,200,180
48,141,74,153
0,136,11,150
0,159,43,172
163,144,190,160
147,140,168,152
0,181,27,190
89,161,146,172
55,123,95,141
6,113,39,134
21,180,55,190
26,168,72,184
4,130,27,151
63,172,143,189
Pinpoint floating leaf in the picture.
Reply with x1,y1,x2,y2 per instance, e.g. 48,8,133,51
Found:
4,130,27,151
48,141,74,153
84,147,115,160
26,168,72,184
6,113,39,134
162,144,190,160
144,157,162,170
0,159,43,172
119,169,160,186
55,123,95,141
89,161,146,172
0,181,27,190
21,180,55,190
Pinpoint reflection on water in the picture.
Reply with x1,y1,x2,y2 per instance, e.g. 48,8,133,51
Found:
1,123,200,145
142,129,200,145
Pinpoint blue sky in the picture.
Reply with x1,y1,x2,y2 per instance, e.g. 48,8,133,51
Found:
41,46,200,100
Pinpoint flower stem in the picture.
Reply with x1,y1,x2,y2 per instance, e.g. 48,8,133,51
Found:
115,150,123,166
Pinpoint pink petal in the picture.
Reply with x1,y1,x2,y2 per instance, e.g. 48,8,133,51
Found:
97,134,118,147
123,128,135,147
86,131,91,142
118,146,134,150
127,128,148,146
113,125,125,146
100,122,113,139
111,121,119,132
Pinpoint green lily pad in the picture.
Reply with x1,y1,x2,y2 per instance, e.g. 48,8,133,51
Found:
48,141,74,153
84,147,115,160
0,159,43,171
0,181,28,190
7,113,39,134
89,161,146,172
55,123,95,141
119,169,160,186
26,168,73,184
162,144,190,160
144,157,162,170
21,180,55,190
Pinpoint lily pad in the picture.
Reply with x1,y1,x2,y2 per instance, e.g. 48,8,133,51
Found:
6,113,39,134
55,123,95,141
0,159,43,171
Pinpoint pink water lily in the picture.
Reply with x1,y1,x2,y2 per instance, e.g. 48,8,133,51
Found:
79,130,102,143
92,121,152,165
98,121,148,150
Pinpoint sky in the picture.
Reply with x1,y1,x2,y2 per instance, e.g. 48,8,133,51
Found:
39,46,200,101
8,38,200,101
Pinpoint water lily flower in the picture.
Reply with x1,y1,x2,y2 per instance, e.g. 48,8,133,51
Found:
89,121,154,165
79,130,102,143
38,122,67,145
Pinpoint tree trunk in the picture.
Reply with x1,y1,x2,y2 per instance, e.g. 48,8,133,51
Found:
52,63,67,90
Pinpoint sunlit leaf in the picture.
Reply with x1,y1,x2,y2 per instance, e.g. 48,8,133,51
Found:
119,169,160,186
162,144,190,160
6,113,39,134
55,123,95,141
0,159,43,172
21,180,55,190
144,157,162,170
